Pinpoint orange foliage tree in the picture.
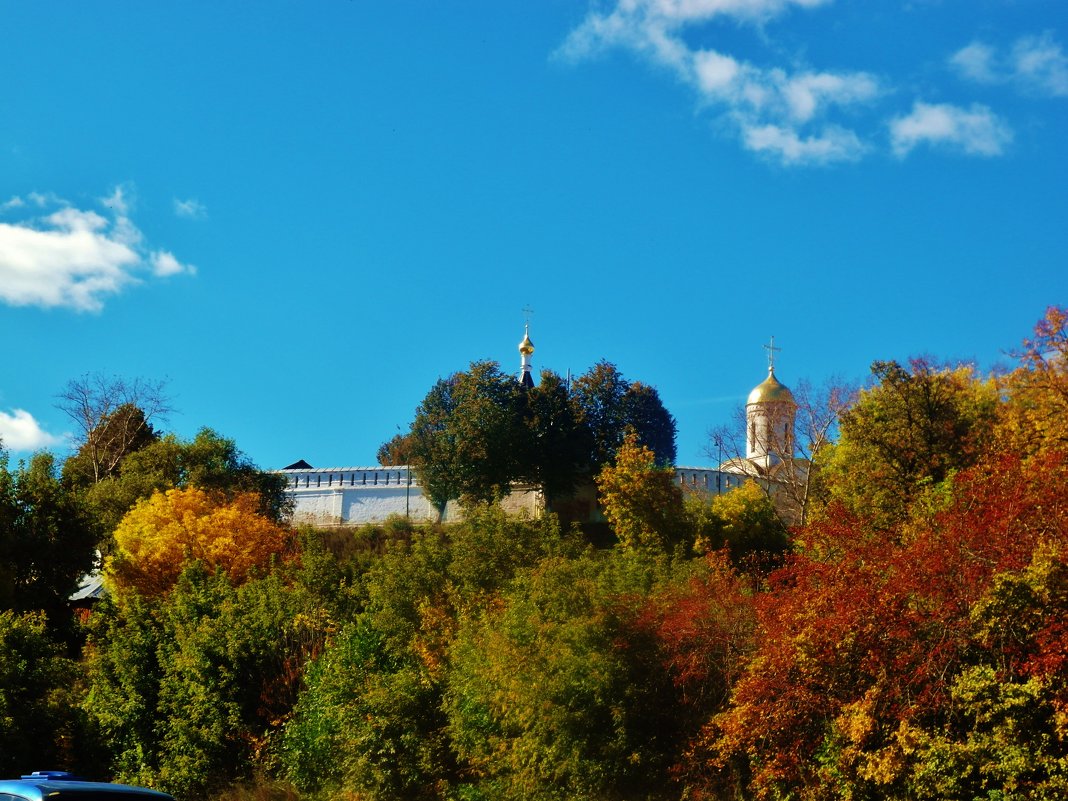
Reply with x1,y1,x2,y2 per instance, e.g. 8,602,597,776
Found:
108,487,294,597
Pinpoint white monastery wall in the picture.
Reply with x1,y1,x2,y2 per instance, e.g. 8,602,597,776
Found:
281,466,542,527
281,465,747,526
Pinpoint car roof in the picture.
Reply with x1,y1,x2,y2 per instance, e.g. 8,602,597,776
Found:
0,774,173,801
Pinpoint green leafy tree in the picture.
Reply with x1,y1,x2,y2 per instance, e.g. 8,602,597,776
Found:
570,360,632,471
445,549,687,801
284,620,454,801
82,591,165,786
0,611,79,775
85,563,331,799
407,377,462,517
622,381,678,466
408,362,525,515
285,527,456,800
519,370,590,508
283,508,579,800
0,452,96,626
571,361,677,471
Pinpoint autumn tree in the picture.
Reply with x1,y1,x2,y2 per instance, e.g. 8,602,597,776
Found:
107,487,294,597
597,431,687,551
687,480,790,566
81,428,291,536
376,431,416,466
57,373,171,485
995,305,1068,459
708,448,1068,800
820,358,997,529
634,550,757,798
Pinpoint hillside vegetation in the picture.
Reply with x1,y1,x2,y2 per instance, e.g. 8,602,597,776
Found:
2,307,1067,801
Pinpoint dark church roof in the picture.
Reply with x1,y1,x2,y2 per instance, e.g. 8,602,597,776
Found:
283,459,314,470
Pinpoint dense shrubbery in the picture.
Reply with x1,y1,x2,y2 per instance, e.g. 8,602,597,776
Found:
2,308,1067,800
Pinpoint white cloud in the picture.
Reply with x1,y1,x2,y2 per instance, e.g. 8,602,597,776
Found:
557,0,884,166
743,122,866,164
780,71,880,123
174,198,207,219
1013,33,1068,97
0,409,63,451
0,188,195,312
951,32,1068,97
559,0,831,61
950,42,998,84
151,250,195,277
889,101,1013,158
559,2,1066,164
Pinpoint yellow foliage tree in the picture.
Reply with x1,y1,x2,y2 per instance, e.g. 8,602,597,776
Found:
996,305,1068,459
687,480,790,562
596,430,686,550
108,487,293,597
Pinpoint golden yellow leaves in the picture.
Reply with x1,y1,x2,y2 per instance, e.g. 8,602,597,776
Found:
108,487,293,597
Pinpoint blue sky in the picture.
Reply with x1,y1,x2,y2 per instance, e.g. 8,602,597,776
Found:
0,0,1065,470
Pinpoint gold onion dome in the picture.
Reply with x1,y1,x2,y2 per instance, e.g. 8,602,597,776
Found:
747,368,795,405
519,328,534,356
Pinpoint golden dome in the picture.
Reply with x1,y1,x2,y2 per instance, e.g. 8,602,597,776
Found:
519,327,534,356
747,369,795,405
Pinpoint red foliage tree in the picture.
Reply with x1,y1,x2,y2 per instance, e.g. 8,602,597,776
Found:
706,448,1068,799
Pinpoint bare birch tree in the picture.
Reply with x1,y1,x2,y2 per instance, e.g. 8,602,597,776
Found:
56,373,173,484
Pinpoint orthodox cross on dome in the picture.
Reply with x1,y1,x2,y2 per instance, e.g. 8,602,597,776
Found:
764,335,781,372
522,305,534,327
519,306,536,388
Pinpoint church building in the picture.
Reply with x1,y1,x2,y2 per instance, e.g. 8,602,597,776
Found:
280,326,796,527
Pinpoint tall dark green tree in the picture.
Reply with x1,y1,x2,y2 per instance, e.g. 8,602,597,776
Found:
623,381,678,466
570,360,631,472
408,362,525,516
519,370,591,507
403,360,678,516
571,362,677,470
0,452,96,624
0,611,79,775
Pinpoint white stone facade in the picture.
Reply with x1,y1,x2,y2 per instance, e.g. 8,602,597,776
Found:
281,464,756,527
675,467,751,494
280,466,543,526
